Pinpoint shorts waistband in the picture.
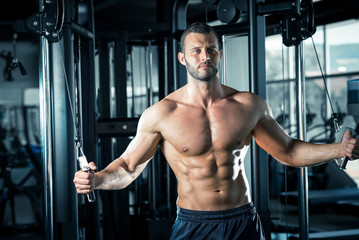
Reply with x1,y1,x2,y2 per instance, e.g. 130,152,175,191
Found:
176,202,256,221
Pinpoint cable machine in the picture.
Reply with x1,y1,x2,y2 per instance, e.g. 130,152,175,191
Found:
32,0,99,239
96,36,175,239
32,0,358,239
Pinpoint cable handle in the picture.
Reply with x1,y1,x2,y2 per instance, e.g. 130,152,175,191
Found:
75,139,96,202
78,155,96,202
340,127,358,170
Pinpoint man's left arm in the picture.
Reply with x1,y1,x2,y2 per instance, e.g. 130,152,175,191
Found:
252,99,358,167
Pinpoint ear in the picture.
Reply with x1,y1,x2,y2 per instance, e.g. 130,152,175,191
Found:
178,52,186,66
219,49,223,61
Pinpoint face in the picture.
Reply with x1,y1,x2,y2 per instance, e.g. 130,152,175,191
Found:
178,32,222,82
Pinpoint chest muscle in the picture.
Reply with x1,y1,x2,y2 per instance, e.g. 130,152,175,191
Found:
160,103,256,155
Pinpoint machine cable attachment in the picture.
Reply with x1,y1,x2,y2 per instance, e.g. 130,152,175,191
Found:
26,0,64,43
280,0,316,47
75,137,96,202
55,30,96,203
0,33,27,81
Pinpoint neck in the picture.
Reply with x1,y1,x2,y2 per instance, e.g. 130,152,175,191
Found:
186,76,224,108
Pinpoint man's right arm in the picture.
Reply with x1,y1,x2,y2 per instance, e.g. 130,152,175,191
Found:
73,105,163,194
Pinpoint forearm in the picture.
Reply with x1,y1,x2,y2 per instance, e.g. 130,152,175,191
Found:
286,139,343,167
94,158,149,190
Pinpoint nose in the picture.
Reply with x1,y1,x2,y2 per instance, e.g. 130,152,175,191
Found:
201,51,210,61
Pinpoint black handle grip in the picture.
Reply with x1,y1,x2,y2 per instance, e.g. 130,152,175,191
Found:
339,127,357,170
340,156,349,170
87,191,96,202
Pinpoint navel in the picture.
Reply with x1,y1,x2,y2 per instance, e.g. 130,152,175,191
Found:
214,189,221,193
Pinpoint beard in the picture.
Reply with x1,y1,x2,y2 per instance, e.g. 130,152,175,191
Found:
185,59,219,82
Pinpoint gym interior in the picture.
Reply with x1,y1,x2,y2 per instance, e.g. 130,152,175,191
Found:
0,0,359,239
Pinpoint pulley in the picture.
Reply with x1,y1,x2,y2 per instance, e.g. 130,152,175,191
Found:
216,0,240,24
280,0,316,46
26,0,64,43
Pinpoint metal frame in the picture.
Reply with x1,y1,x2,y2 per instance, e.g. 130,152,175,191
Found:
294,0,309,238
39,5,54,239
248,1,271,239
78,1,100,239
36,0,313,239
171,0,189,89
39,0,100,239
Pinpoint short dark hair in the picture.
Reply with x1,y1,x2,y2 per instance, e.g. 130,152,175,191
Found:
180,22,220,52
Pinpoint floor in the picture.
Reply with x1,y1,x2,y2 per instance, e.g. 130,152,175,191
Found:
270,197,359,239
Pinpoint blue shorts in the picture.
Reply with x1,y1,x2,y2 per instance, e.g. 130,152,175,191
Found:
170,202,266,240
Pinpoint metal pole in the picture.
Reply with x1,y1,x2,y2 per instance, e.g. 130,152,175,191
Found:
295,1,309,239
164,38,172,218
39,0,54,238
221,35,227,86
146,41,156,213
75,34,87,240
171,0,189,90
297,43,309,239
145,46,150,106
164,38,169,97
248,0,270,238
148,41,154,106
130,48,135,117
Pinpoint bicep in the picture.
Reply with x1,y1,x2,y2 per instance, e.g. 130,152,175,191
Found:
253,115,295,165
119,108,163,172
121,130,162,171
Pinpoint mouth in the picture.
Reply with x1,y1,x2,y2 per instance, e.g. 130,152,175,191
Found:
199,62,213,69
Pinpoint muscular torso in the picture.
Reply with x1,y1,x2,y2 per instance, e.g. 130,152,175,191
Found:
157,86,262,211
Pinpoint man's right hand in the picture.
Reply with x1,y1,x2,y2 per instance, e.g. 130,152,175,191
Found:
73,162,97,194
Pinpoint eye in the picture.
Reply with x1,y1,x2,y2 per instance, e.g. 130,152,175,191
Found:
208,48,216,54
193,49,200,54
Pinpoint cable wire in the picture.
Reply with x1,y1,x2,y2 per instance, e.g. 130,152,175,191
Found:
281,42,289,240
58,40,81,140
310,37,335,114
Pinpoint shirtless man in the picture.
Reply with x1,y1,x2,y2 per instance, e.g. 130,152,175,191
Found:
73,22,358,239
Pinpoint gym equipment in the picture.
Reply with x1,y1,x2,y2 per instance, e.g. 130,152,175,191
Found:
348,79,359,123
340,79,359,169
0,33,27,81
97,118,139,137
233,0,247,11
26,0,64,43
281,187,359,206
202,0,218,5
76,140,96,202
340,127,358,170
280,0,316,47
215,0,248,24
216,0,241,24
0,106,42,234
290,229,359,240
